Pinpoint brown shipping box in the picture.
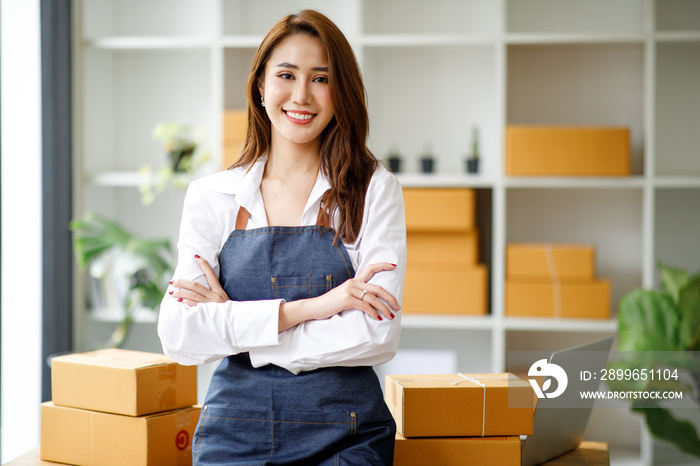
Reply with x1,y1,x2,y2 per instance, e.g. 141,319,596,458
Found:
408,231,479,266
505,280,611,319
41,402,200,466
403,188,475,232
402,264,487,315
51,349,197,416
394,434,521,466
506,126,630,176
385,373,534,438
506,243,595,281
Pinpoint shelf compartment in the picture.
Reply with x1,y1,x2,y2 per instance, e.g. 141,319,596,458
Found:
503,317,616,333
506,0,643,36
654,188,700,282
655,0,700,33
506,188,643,316
81,0,218,39
81,48,213,173
507,43,645,176
362,0,499,36
222,0,358,37
654,42,700,176
364,45,497,177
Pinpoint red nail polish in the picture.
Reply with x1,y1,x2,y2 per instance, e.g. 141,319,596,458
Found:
177,298,183,302
194,254,201,259
391,263,397,267
169,280,173,285
169,291,174,295
377,315,383,321
390,313,395,319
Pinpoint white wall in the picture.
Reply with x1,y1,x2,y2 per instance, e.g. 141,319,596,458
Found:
0,0,43,461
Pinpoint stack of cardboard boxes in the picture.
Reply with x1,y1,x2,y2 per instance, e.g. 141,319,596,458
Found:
385,373,534,465
505,243,611,319
402,188,488,315
41,349,200,465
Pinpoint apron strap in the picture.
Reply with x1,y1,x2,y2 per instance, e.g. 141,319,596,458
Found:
234,190,333,230
235,207,251,230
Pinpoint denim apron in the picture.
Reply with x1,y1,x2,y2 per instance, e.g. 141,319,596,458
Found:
193,199,396,465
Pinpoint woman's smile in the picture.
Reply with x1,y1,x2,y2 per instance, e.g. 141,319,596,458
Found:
284,110,316,124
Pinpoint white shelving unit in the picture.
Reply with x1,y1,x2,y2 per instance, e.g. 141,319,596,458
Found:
73,1,700,464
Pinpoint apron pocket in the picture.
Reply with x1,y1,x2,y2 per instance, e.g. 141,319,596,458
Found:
270,274,333,301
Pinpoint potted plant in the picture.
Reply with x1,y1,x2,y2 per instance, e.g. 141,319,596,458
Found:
610,263,700,458
139,122,211,205
71,212,173,348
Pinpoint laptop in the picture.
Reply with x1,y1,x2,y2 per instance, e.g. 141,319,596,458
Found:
520,337,614,466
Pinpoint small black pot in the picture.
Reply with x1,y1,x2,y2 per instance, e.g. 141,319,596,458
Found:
388,156,401,173
421,157,435,174
466,158,479,174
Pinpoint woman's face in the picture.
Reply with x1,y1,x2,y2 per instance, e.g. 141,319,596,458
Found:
259,34,335,150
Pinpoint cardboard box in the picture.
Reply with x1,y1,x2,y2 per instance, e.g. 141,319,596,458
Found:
506,243,595,281
505,280,611,319
394,434,521,466
403,264,487,315
403,188,475,232
385,373,534,437
541,441,609,465
408,231,479,266
222,109,247,168
51,349,197,416
505,126,630,176
41,402,200,466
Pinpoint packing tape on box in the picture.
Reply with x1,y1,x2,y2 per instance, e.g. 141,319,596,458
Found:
543,245,562,317
392,374,519,436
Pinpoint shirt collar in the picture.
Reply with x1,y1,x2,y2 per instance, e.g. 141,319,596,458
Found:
223,156,332,226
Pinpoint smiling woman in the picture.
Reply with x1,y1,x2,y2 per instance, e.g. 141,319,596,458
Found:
157,9,406,466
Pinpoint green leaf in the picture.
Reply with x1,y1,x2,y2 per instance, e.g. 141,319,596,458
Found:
678,275,700,351
618,289,682,351
632,403,700,458
659,263,689,305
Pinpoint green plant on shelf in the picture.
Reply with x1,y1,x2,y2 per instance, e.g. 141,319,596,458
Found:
71,212,173,348
609,263,700,458
140,122,211,205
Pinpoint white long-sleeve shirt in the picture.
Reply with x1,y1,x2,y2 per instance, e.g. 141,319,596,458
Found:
157,157,406,374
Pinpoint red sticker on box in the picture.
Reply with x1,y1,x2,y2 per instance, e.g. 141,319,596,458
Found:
175,430,189,450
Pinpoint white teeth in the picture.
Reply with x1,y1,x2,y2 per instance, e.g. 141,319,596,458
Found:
286,111,314,120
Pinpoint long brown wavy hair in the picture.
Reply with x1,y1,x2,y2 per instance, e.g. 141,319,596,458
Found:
232,9,378,244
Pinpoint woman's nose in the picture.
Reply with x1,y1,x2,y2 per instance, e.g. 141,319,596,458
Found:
292,82,310,104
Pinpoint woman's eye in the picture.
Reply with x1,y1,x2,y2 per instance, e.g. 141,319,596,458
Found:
277,73,294,80
313,76,329,84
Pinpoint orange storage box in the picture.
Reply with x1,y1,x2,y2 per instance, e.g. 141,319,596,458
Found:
51,349,197,417
394,434,521,466
403,264,487,315
385,373,534,438
222,109,247,168
505,279,611,319
41,402,200,466
506,126,630,176
403,188,475,232
408,231,479,266
506,243,595,281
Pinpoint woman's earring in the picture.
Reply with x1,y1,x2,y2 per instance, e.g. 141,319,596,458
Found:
260,96,265,107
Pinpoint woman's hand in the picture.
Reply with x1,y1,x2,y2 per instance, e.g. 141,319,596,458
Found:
279,262,400,332
169,255,230,306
